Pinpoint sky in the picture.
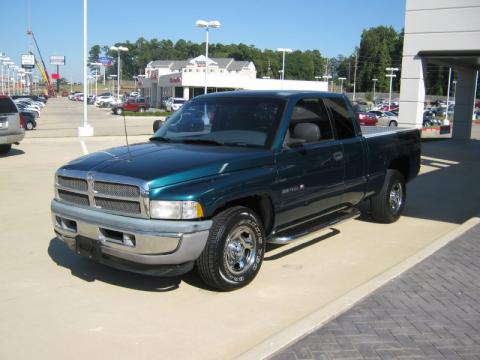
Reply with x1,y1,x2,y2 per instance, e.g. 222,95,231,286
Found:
0,0,406,82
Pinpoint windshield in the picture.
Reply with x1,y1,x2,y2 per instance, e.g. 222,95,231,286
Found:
152,97,286,148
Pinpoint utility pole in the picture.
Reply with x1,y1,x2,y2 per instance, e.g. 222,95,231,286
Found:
353,49,358,101
372,78,378,102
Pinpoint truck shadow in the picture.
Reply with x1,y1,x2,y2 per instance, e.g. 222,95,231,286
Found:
0,148,25,158
48,238,183,292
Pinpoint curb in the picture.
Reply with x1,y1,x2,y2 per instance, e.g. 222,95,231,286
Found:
235,216,480,360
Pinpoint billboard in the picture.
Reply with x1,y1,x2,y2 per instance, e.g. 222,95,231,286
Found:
98,56,113,66
50,55,65,65
21,54,35,69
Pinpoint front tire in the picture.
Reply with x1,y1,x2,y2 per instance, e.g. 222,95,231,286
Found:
116,108,123,115
138,107,145,113
389,120,398,127
197,206,266,291
370,169,406,223
26,121,34,130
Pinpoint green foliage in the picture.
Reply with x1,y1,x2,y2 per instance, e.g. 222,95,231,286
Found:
365,92,373,102
88,26,452,96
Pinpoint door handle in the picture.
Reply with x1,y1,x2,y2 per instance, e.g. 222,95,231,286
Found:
333,151,343,161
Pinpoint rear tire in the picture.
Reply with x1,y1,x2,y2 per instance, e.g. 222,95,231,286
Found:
26,121,34,130
370,169,406,223
197,206,265,291
0,144,12,155
116,108,123,115
138,107,145,113
388,120,398,127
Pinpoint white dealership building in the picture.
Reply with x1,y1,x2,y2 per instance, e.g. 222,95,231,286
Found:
140,55,328,107
399,0,480,139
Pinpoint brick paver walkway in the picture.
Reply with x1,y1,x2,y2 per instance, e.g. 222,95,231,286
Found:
273,224,480,360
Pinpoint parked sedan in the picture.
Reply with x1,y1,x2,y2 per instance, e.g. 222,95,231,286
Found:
21,111,37,130
166,98,186,112
368,110,398,127
357,112,377,126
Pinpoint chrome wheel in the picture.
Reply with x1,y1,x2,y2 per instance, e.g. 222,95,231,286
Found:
389,182,403,214
224,224,257,276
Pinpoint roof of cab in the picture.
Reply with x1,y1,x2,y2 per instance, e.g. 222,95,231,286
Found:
189,90,346,101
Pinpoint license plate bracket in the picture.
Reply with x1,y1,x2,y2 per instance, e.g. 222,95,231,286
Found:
76,236,100,259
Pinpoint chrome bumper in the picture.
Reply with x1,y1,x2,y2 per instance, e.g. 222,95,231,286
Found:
51,200,212,267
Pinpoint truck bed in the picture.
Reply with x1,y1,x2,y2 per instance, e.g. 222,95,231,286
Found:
360,125,418,138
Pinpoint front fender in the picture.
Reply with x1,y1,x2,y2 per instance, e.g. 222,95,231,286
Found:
149,167,279,218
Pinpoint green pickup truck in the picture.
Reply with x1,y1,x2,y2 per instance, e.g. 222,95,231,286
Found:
51,91,421,290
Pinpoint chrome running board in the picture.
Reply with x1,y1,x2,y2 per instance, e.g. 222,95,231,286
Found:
267,208,361,245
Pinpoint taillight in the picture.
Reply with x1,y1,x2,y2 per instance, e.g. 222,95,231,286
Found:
19,113,26,129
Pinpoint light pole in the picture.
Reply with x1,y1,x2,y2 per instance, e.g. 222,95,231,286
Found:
276,48,293,85
110,45,129,100
445,66,453,124
90,62,102,96
108,75,117,95
323,75,332,91
372,78,378,102
196,20,221,94
78,0,93,137
385,67,399,110
338,77,346,93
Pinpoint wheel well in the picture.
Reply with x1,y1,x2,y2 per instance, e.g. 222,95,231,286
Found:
388,156,410,181
213,195,274,235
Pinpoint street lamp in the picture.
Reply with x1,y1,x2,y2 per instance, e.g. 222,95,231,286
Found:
323,75,332,91
108,74,117,95
90,62,102,97
196,19,221,94
372,78,378,102
338,77,346,93
385,67,399,110
276,48,293,84
110,45,129,100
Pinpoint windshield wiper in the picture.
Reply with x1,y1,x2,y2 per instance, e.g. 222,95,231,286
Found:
179,139,224,146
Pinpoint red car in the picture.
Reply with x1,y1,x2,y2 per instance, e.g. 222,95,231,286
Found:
357,112,377,126
112,97,150,115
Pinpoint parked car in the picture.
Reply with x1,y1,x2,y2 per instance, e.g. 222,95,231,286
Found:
423,110,441,127
21,111,37,130
357,111,377,126
111,97,150,115
368,110,398,127
0,95,25,154
166,97,186,112
95,95,116,107
51,91,421,290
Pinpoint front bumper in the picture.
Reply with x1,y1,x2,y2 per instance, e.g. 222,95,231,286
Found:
51,200,212,276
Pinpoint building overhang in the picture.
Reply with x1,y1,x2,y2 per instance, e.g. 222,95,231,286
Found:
418,50,480,69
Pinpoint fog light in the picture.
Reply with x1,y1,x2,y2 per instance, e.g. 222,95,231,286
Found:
123,233,135,247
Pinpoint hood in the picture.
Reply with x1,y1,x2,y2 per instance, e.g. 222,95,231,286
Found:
61,141,273,189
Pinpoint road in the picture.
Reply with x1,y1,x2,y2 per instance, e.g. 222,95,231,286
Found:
0,98,479,359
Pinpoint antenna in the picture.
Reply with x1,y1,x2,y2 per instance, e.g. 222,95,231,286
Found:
122,108,132,161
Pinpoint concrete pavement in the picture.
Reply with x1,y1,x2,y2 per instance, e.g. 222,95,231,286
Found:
1,98,479,359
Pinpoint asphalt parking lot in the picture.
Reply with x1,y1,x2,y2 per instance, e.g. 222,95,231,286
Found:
1,98,479,359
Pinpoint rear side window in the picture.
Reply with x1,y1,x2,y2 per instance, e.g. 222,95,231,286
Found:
290,98,333,142
324,97,356,139
0,98,18,114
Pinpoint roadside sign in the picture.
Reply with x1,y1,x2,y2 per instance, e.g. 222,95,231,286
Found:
50,55,65,65
52,73,59,80
98,56,113,66
21,54,35,69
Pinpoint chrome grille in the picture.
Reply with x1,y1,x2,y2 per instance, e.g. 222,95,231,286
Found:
58,176,88,192
58,189,90,206
93,181,140,198
94,197,141,214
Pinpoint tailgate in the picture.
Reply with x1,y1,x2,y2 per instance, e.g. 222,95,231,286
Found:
0,113,21,135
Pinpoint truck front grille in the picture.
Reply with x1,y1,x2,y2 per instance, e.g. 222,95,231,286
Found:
55,173,147,218
58,176,88,192
58,189,90,206
93,181,140,198
94,197,141,214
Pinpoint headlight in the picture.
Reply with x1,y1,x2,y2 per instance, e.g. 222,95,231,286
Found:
150,200,204,220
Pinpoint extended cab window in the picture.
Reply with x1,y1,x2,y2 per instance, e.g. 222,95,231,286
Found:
324,97,356,139
288,98,333,143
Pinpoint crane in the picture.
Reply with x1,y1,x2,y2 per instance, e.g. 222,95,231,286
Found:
27,29,55,96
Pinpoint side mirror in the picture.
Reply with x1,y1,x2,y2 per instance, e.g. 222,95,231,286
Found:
285,137,306,148
153,119,162,132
